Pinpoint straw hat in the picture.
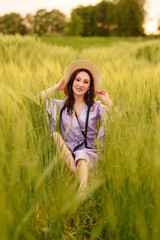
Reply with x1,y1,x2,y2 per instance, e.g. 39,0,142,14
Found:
64,60,102,97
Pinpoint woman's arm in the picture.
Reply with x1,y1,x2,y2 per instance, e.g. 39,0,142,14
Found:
96,89,112,111
37,77,65,102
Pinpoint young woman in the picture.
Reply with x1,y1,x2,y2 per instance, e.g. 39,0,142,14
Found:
38,60,112,190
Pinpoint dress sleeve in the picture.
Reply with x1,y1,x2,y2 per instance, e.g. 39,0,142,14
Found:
46,98,64,133
97,101,107,144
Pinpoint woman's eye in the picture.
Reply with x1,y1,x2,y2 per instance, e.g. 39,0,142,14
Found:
76,79,80,81
84,81,89,84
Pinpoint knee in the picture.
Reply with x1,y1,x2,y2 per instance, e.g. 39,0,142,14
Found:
76,159,90,171
51,132,62,143
76,159,87,168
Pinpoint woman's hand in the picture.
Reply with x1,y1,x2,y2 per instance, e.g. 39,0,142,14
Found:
55,77,65,91
97,89,112,110
37,77,65,102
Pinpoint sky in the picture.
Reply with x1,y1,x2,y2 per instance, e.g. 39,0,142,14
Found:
0,0,160,34
144,0,160,34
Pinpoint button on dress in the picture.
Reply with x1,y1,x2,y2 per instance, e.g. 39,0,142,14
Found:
46,98,107,169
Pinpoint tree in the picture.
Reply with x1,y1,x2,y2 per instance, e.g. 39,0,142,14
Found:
21,14,35,34
94,1,118,36
70,6,94,36
45,9,66,33
0,0,146,36
67,11,83,35
0,13,23,34
116,0,146,36
33,9,66,35
34,9,47,35
69,0,146,36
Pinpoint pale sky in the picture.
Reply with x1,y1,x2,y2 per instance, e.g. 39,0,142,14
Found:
144,0,160,34
0,0,160,34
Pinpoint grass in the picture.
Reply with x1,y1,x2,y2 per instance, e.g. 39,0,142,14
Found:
0,34,160,239
39,35,145,50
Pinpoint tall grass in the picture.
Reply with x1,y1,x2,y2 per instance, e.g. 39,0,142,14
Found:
0,34,160,240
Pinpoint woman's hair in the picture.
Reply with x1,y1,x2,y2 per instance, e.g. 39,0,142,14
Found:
60,68,94,119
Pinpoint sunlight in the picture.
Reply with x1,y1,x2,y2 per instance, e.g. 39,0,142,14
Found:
145,19,159,34
145,0,160,34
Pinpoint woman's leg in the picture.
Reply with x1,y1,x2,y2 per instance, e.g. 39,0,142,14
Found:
51,132,76,174
76,159,90,190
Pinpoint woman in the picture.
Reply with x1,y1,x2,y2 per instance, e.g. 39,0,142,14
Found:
38,60,112,190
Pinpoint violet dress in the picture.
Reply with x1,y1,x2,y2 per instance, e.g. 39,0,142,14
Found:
46,98,107,169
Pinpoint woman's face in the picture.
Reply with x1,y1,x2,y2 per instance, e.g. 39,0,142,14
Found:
72,71,90,98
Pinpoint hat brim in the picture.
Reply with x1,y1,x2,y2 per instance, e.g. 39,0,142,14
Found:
64,60,102,97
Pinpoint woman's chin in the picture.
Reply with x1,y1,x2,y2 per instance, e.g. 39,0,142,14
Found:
74,91,85,97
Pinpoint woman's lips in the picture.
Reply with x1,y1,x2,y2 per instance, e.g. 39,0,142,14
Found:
76,88,83,91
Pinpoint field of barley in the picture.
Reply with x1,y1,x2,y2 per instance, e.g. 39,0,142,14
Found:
0,34,160,240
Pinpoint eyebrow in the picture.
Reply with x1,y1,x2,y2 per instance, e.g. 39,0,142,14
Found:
76,77,90,81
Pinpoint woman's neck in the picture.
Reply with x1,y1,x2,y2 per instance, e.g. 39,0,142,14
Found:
74,95,85,105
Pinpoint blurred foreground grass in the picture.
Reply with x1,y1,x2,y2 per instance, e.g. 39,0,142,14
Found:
0,34,160,240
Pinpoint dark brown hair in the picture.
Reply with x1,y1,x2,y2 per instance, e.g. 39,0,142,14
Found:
60,68,94,119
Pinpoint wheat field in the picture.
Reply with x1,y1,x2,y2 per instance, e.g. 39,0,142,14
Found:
0,34,160,240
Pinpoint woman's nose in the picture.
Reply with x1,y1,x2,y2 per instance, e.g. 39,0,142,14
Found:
79,81,83,86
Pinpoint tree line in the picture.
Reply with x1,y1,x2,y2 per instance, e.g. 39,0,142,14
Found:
0,0,147,36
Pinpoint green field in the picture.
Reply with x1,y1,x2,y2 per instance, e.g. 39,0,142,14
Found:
0,34,160,240
39,35,146,50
